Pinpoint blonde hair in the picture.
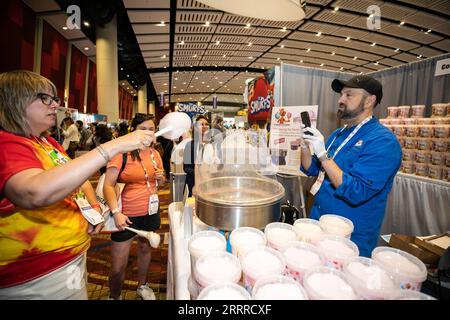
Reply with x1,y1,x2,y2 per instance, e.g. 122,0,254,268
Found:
0,70,57,136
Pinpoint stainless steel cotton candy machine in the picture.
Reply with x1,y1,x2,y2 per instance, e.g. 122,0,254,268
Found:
194,164,285,231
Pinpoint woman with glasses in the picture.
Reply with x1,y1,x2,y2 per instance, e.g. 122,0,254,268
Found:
103,114,165,300
0,70,155,299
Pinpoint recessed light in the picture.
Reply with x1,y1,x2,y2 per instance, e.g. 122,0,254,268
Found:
161,54,166,59
193,54,197,58
371,42,376,46
183,82,187,85
163,83,167,86
84,47,89,50
334,7,339,12
360,72,363,74
248,56,253,59
280,45,285,48
280,27,287,32
340,67,344,71
175,78,178,81
316,32,322,37
215,41,220,45
427,29,431,33
156,21,166,26
248,42,252,46
320,63,324,66
83,21,90,27
353,56,358,60
277,57,280,61
120,67,123,71
245,23,251,28
300,60,303,63
127,74,129,77
395,48,400,52
223,54,226,58
62,26,68,30
417,55,422,59
307,48,311,52
400,21,405,25
345,37,351,41
204,21,210,27
331,52,335,55
179,40,185,45
374,62,379,65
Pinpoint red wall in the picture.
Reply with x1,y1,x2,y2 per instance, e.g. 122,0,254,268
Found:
68,45,88,112
86,61,98,114
119,86,134,120
40,21,68,102
0,0,36,72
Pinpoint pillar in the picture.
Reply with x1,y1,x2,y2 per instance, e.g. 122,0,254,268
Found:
138,83,147,114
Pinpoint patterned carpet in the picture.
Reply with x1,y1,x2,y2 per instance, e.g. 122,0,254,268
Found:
86,179,170,300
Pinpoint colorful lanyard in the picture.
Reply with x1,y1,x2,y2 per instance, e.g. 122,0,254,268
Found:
326,116,372,160
33,136,69,166
137,149,159,189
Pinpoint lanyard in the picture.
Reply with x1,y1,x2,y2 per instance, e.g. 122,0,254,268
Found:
137,149,159,189
326,116,372,160
33,136,69,166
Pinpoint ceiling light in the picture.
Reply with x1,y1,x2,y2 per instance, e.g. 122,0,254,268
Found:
360,72,363,74
316,32,322,37
195,77,198,79
202,81,205,84
331,52,335,55
216,40,220,45
334,7,339,12
245,23,251,28
120,67,123,71
307,48,311,52
193,54,197,58
83,21,90,27
400,21,405,25
219,81,223,84
204,21,210,27
161,54,166,59
277,57,280,61
280,45,285,48
175,78,178,80
417,55,422,59
173,86,177,89
156,21,166,26
207,85,210,88
190,85,194,88
300,60,303,63
371,42,376,46
248,42,252,46
163,83,167,86
281,27,287,32
353,56,357,60
248,56,254,59
62,26,68,30
374,62,379,65
427,29,431,33
345,37,351,41
320,63,324,66
183,82,187,84
195,0,306,21
340,67,344,71
223,54,226,57
181,89,184,92
164,66,167,69
224,85,227,88
127,74,129,77
179,40,185,45
395,48,400,52
84,47,89,50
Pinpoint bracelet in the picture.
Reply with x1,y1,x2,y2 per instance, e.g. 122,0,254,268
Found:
110,208,120,217
96,145,110,162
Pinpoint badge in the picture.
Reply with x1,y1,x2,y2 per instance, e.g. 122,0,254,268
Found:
74,197,104,225
148,194,159,215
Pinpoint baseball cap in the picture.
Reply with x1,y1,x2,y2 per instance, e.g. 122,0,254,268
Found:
331,75,383,104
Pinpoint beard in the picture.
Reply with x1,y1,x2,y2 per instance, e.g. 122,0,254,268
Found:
337,98,366,120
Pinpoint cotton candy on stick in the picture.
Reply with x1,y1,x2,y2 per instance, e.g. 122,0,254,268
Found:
156,112,192,140
124,226,161,248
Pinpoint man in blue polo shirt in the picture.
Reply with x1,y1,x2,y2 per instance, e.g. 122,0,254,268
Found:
300,75,402,257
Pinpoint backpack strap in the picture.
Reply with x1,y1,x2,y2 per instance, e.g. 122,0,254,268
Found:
119,153,128,176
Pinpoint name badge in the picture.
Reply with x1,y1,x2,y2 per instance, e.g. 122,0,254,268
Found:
74,197,104,225
148,194,159,215
310,170,325,196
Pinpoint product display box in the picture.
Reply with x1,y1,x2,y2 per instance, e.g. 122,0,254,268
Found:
388,233,441,265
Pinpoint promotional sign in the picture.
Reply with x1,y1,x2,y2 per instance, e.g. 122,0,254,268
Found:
178,102,206,120
269,105,318,175
159,93,165,107
435,57,450,76
247,67,280,123
212,96,218,109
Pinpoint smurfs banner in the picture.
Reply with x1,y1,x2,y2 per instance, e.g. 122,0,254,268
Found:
246,66,280,123
177,102,206,120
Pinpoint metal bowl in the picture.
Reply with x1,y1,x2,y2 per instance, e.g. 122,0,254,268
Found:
194,176,285,231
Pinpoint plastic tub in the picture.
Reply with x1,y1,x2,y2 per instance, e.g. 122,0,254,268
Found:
403,137,416,149
281,241,324,284
303,267,358,300
316,235,359,271
431,117,450,125
343,256,399,300
411,105,425,118
188,230,227,278
397,106,411,118
372,247,427,291
433,125,450,138
431,138,448,152
252,275,308,300
394,289,436,300
430,152,445,166
400,161,414,174
240,246,286,292
293,218,324,244
427,165,443,180
194,251,242,293
402,149,415,162
416,118,433,125
418,126,434,138
319,214,354,238
392,126,406,137
414,163,428,176
387,107,399,118
415,138,432,151
401,118,417,125
229,227,267,258
403,125,418,137
431,103,447,117
197,282,251,300
414,151,430,164
264,222,297,251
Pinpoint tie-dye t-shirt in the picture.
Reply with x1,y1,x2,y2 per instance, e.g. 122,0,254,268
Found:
0,131,90,288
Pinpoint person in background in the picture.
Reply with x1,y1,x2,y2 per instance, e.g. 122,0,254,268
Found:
76,120,93,151
0,70,155,299
300,75,402,257
103,114,165,300
183,115,210,197
60,117,80,159
117,121,129,137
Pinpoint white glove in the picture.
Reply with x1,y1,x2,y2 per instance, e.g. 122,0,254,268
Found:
302,126,326,158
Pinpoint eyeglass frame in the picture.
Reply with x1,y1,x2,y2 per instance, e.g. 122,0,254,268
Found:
36,93,61,106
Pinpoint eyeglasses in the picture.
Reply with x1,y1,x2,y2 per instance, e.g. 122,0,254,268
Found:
36,93,61,106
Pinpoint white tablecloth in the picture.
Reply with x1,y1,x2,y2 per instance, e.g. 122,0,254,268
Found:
381,173,450,237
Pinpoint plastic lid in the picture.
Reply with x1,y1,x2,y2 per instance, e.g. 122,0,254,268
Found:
195,176,285,206
264,222,297,248
319,214,354,237
194,251,242,287
316,235,359,260
252,275,309,300
240,246,286,279
371,247,427,282
281,241,324,272
197,282,251,300
229,227,267,249
188,230,226,257
303,267,358,300
394,289,436,300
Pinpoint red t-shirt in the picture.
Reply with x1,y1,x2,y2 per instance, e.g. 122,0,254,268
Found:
0,131,90,288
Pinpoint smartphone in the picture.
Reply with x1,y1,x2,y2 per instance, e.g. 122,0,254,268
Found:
301,111,313,135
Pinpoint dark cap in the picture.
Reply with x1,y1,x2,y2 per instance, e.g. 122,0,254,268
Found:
332,75,383,104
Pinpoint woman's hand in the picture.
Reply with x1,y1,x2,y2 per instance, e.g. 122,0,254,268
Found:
154,170,166,184
113,212,132,230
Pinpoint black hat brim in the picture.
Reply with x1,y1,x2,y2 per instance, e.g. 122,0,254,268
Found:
331,79,359,93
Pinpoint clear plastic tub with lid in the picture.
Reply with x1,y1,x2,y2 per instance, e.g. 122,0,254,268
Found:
197,282,251,300
281,241,324,284
252,275,309,300
394,289,436,300
264,222,297,251
315,235,359,271
293,218,324,244
229,226,267,258
371,247,427,291
319,214,354,238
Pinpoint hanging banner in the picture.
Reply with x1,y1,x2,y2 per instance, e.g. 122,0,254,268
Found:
212,96,218,109
178,102,206,120
269,105,318,176
159,93,165,107
246,66,280,124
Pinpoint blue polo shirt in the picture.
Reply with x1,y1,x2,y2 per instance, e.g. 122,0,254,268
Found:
301,117,402,257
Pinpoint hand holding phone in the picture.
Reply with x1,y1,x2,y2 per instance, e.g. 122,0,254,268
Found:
301,111,313,136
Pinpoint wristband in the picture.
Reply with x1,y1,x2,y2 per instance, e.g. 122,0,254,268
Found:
110,208,120,217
